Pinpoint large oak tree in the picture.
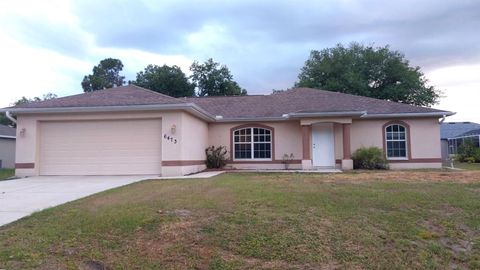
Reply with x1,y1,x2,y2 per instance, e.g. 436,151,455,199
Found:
296,43,440,106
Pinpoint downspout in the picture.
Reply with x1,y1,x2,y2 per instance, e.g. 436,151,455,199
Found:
439,114,446,124
5,111,16,125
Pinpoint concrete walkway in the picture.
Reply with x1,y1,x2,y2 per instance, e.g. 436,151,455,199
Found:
228,169,342,173
0,175,153,226
158,171,225,179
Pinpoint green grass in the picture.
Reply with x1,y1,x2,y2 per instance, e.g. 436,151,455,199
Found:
454,162,480,170
0,168,14,180
0,171,479,269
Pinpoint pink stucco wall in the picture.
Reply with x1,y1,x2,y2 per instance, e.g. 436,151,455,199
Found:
15,111,207,177
350,118,442,168
207,121,303,167
14,109,443,176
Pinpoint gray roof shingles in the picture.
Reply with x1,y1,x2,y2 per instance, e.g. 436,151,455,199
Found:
185,88,449,118
6,86,451,119
441,122,480,139
0,124,16,137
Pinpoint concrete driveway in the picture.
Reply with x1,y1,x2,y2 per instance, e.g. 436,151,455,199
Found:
0,175,154,226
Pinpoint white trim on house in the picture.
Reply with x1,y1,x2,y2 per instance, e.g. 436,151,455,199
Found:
385,123,408,159
362,112,455,118
0,135,15,139
232,127,273,161
287,111,367,118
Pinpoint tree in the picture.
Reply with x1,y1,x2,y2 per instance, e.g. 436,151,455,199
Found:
295,43,440,106
1,93,57,127
190,58,247,96
130,64,195,97
0,115,11,126
81,58,125,92
13,93,57,106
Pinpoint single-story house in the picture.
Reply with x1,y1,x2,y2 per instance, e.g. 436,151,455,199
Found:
0,124,16,169
440,122,480,159
1,85,453,177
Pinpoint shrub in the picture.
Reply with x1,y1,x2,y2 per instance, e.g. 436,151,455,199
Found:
475,148,480,162
457,138,480,163
205,146,228,169
352,147,388,170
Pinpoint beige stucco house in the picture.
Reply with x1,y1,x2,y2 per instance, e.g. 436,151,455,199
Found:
1,85,453,177
0,124,16,169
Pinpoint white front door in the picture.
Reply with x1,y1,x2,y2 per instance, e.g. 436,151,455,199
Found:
312,123,335,167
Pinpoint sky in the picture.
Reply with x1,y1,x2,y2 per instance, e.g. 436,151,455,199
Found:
0,0,479,122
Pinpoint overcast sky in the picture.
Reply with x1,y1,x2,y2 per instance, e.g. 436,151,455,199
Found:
0,0,479,122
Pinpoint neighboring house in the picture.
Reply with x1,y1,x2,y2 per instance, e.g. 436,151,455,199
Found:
440,122,480,159
0,124,16,169
1,85,453,177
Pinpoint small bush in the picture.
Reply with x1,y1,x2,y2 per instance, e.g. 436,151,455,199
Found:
352,147,388,170
464,157,476,164
205,146,228,169
457,138,480,163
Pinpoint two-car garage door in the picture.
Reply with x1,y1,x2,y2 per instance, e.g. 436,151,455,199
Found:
39,119,162,175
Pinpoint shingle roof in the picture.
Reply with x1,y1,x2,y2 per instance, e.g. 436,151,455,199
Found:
11,85,186,109
6,86,451,120
440,122,480,139
457,128,480,138
0,124,16,137
185,88,449,118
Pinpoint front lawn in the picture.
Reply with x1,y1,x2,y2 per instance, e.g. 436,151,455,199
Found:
0,168,14,180
1,171,479,269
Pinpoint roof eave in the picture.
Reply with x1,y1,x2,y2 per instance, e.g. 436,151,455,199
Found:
214,111,368,122
361,111,455,119
1,103,217,122
288,111,367,118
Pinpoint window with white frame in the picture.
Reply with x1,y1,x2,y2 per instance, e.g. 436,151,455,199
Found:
385,124,407,159
233,127,272,160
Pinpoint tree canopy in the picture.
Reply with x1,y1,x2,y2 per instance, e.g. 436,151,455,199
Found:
130,64,195,97
81,58,125,92
13,93,57,106
295,43,440,106
190,58,247,96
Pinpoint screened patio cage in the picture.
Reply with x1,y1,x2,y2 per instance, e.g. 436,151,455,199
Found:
447,134,480,155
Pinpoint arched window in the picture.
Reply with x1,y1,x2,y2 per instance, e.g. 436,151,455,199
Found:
233,127,272,160
385,124,407,159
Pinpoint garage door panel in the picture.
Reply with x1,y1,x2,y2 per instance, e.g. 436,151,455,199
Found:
39,119,162,175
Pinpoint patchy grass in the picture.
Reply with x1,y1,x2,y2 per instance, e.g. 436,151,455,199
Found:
454,162,480,171
0,171,480,269
0,168,14,180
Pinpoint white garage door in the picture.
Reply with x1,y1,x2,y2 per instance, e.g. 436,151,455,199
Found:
39,119,162,175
